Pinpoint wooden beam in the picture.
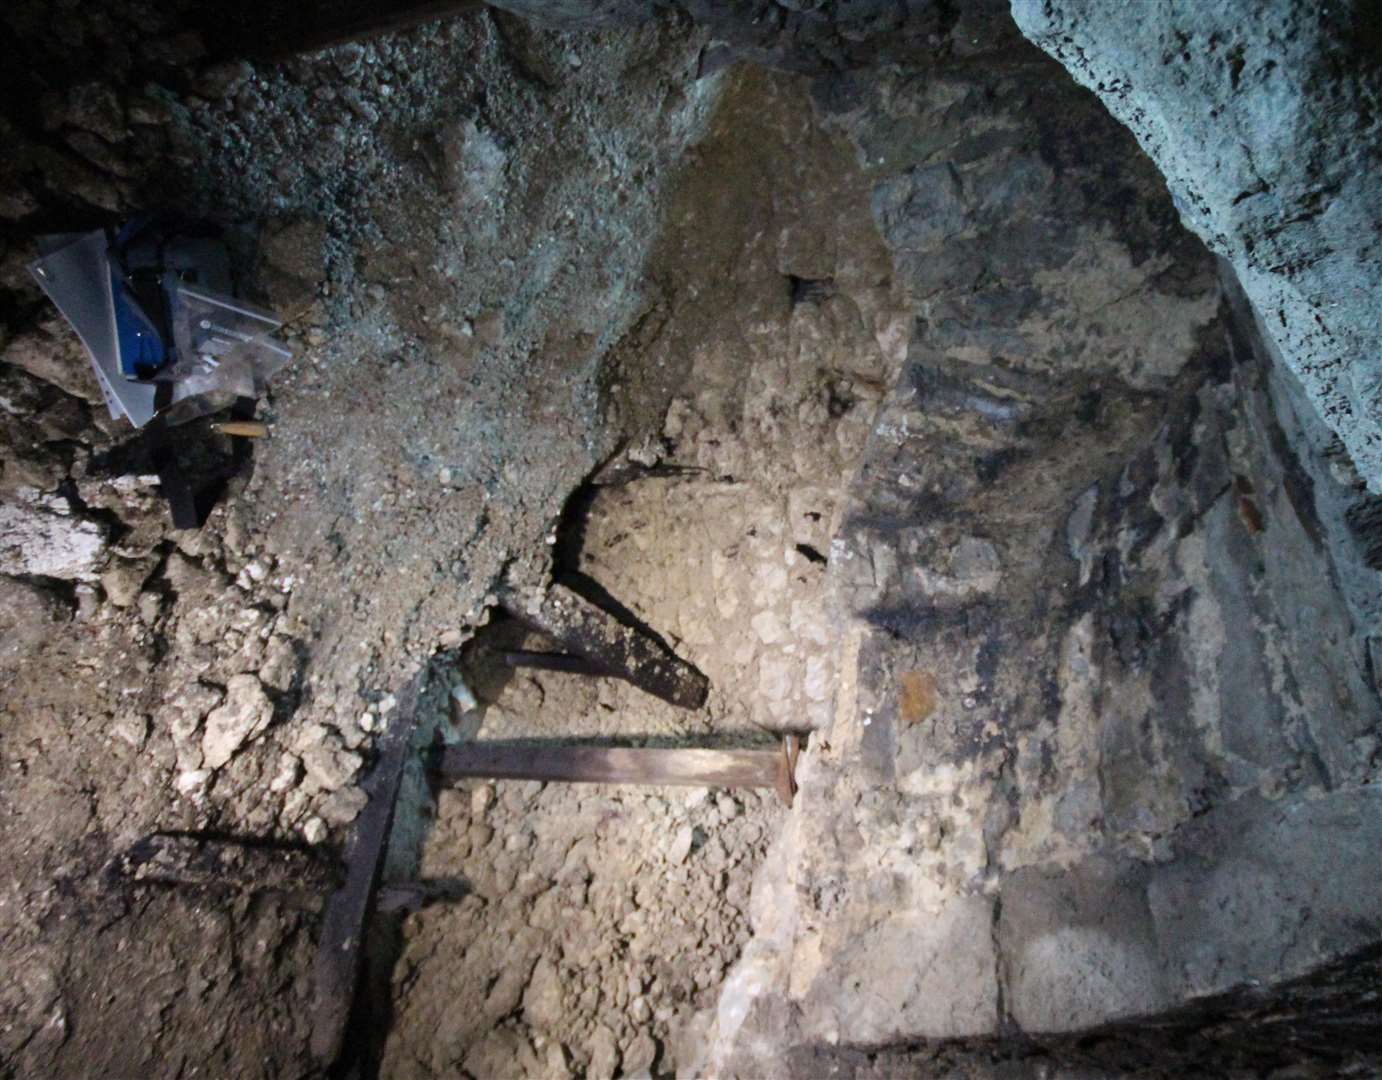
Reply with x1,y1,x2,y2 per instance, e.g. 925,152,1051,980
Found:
502,584,710,710
310,679,422,1066
433,743,783,791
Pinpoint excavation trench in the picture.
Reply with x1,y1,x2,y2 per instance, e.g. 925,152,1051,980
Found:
359,33,1382,1079
5,5,1379,1077
348,66,905,1079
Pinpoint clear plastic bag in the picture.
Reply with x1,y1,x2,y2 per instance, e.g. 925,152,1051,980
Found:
162,284,293,425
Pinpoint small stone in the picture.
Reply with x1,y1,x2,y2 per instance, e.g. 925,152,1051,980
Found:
112,713,149,750
319,785,368,826
471,784,494,816
684,787,710,810
138,591,164,624
750,609,786,644
302,816,328,845
201,674,273,770
101,559,149,607
803,654,832,702
175,769,210,796
622,1031,657,1075
333,711,366,750
715,794,739,820
523,955,563,1029
758,653,794,702
587,1024,620,1080
441,119,506,207
668,825,694,865
269,755,301,794
302,741,362,792
259,635,299,693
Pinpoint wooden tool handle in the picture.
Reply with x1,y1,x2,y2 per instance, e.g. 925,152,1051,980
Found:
212,421,270,438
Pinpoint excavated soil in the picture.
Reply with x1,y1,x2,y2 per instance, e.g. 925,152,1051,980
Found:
0,6,722,1076
0,0,902,1071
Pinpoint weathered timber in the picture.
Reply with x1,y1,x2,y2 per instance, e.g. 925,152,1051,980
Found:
310,678,422,1066
106,832,336,908
433,743,782,791
501,584,710,709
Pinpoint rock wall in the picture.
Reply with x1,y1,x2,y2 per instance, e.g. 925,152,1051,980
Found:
490,0,1015,72
701,35,1382,1078
1012,0,1382,494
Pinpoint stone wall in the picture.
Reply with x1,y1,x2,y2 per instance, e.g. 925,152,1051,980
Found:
699,34,1382,1078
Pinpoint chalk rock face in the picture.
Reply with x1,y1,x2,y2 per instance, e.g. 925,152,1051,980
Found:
0,489,106,580
1012,0,1382,491
201,674,273,770
698,25,1382,1075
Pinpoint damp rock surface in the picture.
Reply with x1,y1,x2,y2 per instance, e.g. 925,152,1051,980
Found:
1013,0,1382,493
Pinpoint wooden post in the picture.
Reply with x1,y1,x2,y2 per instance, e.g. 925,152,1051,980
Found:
310,679,422,1066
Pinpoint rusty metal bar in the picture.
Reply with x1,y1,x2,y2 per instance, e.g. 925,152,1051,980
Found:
310,679,421,1066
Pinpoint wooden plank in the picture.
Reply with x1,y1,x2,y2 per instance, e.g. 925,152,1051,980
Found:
310,678,421,1066
502,584,710,709
433,743,783,790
